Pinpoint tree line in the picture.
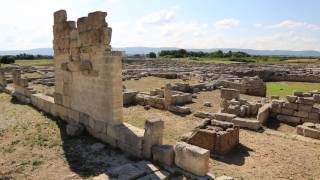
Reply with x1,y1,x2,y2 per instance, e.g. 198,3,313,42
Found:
157,49,251,58
0,53,53,64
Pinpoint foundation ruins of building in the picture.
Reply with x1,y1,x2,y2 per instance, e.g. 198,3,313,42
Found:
0,10,214,178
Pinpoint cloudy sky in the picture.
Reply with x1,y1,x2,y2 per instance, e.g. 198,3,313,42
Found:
0,0,319,51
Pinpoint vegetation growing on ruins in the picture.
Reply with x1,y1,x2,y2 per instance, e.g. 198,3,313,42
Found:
267,82,320,97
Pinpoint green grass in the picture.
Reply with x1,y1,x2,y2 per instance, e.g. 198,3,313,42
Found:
172,57,320,64
267,82,320,97
0,59,53,67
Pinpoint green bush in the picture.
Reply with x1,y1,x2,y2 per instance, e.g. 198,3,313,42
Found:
147,52,157,58
0,56,15,64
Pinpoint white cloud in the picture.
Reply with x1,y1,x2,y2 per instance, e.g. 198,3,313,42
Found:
254,23,263,28
214,18,240,29
271,20,320,30
0,1,319,51
138,7,177,26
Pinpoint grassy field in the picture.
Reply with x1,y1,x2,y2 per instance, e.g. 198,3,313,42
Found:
0,59,54,67
267,82,320,97
184,57,320,64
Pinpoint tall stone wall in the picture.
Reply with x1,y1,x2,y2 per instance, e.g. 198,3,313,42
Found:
53,10,123,126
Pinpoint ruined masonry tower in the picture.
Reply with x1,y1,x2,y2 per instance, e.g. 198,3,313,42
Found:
53,10,123,128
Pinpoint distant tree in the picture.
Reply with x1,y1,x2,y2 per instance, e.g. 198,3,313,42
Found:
0,56,15,64
147,52,157,58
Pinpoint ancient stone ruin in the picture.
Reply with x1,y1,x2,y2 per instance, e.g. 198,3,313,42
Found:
182,118,239,155
0,10,216,178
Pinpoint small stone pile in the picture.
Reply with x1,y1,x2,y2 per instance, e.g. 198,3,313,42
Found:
182,119,239,155
220,88,262,117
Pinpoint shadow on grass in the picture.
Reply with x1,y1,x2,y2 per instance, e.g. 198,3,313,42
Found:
212,143,253,166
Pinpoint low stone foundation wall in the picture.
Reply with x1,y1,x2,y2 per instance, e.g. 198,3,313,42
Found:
183,119,239,155
297,122,320,139
271,96,320,125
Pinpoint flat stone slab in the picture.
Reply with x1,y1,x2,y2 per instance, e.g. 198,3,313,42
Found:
232,117,261,130
109,163,145,180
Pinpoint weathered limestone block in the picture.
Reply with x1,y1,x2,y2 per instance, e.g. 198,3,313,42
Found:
297,123,320,139
168,105,191,114
293,91,303,97
174,142,210,176
283,102,298,110
214,113,236,122
152,144,174,166
309,113,320,123
293,111,309,118
281,108,294,116
54,10,67,23
233,117,261,130
297,97,315,105
277,115,301,124
271,100,284,113
194,111,215,119
109,163,145,180
286,96,297,103
257,103,270,124
298,104,313,112
313,94,320,104
117,123,145,158
143,117,164,159
220,88,240,100
123,90,138,106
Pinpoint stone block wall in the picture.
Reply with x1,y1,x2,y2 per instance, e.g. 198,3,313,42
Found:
216,76,266,97
11,70,36,103
183,119,239,155
240,76,266,97
297,122,320,139
53,10,123,127
271,96,320,125
52,10,165,159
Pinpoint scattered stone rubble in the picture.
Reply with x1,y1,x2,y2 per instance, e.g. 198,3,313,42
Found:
220,88,263,117
123,58,320,83
124,83,193,114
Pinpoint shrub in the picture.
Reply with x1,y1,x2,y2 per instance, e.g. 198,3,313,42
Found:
147,52,157,58
0,56,15,64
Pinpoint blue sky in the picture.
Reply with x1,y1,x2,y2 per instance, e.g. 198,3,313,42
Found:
0,0,319,50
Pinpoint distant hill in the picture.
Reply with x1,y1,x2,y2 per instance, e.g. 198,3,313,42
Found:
1,47,320,57
0,48,53,56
